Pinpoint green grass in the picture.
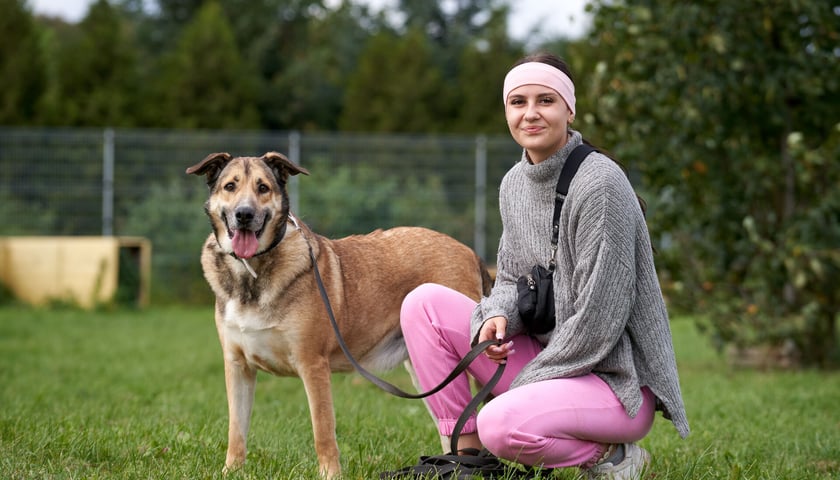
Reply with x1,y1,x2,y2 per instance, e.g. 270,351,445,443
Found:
0,306,838,479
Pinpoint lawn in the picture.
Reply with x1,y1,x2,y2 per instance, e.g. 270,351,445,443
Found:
0,305,838,479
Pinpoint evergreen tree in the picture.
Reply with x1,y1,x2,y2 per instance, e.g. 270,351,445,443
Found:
339,27,448,133
0,0,48,124
153,1,260,129
451,7,522,134
396,0,506,75
257,1,377,130
45,0,139,126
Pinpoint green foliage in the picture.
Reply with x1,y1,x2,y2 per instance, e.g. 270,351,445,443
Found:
298,156,462,238
41,0,140,127
340,27,451,133
0,281,16,306
0,129,103,235
340,0,519,134
0,0,48,123
121,178,212,304
15,0,529,133
0,191,58,234
710,128,840,365
451,26,523,134
256,3,371,131
153,1,260,129
587,0,840,365
397,0,509,75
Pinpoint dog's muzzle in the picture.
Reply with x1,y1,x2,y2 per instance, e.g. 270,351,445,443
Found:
225,206,267,259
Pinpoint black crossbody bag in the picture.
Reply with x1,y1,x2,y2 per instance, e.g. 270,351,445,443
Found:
516,144,595,334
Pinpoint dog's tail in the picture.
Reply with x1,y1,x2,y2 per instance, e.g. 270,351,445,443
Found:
477,256,493,297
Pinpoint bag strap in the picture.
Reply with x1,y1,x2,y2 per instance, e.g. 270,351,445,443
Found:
548,143,596,271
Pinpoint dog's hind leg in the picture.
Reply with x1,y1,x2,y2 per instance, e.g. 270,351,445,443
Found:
223,354,257,474
299,356,341,479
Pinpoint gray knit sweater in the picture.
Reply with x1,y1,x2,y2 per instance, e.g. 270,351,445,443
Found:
471,130,690,438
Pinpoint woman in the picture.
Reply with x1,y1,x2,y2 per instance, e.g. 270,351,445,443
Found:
399,52,689,479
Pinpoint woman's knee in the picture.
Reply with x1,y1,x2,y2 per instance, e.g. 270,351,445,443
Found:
476,397,516,455
400,283,440,327
477,400,572,466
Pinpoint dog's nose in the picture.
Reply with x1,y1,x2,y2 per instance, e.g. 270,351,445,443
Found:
235,207,255,224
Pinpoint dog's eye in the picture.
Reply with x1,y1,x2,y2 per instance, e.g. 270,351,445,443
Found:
258,184,270,194
224,182,235,191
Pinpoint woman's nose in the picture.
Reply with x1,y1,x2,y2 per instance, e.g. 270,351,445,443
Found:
524,102,540,119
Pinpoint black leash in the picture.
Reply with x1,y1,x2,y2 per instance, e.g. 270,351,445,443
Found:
300,224,504,453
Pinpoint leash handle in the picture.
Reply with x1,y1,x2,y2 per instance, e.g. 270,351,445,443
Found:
307,241,500,399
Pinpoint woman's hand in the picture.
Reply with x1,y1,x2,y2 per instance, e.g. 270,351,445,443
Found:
478,316,515,364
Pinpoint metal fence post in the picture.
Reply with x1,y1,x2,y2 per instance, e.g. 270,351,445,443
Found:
474,134,487,260
288,130,301,214
102,128,115,236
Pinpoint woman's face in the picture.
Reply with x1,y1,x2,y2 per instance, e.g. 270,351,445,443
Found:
505,84,574,164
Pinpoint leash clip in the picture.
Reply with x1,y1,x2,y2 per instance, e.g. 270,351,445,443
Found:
240,258,258,279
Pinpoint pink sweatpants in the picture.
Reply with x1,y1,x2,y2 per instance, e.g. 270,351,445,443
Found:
400,283,655,468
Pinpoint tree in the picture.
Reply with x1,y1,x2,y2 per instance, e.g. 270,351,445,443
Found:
339,27,449,133
0,0,48,123
396,0,507,76
587,1,840,366
450,6,522,134
152,1,260,129
257,1,376,130
44,0,139,126
124,0,341,129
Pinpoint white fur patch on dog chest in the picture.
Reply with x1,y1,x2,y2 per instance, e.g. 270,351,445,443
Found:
221,301,296,375
222,300,279,332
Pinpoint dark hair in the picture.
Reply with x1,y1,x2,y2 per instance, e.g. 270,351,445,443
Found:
513,52,648,217
514,52,575,83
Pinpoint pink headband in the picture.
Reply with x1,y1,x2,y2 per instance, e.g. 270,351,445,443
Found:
502,62,576,115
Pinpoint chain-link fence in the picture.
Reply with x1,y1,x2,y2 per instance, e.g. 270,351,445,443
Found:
0,128,521,303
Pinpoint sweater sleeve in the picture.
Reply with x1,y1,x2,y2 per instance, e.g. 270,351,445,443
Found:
470,233,526,344
470,169,529,344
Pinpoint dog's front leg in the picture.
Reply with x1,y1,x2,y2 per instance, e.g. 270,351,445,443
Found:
299,356,341,479
223,353,257,474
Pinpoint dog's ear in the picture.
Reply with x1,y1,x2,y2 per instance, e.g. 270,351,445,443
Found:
261,152,310,183
186,152,232,187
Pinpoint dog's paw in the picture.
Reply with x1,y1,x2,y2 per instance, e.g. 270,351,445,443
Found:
318,459,342,480
222,460,244,476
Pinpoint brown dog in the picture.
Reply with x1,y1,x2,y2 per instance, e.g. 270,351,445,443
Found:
186,152,491,478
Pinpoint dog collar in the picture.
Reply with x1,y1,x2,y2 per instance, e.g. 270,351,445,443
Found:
252,221,287,258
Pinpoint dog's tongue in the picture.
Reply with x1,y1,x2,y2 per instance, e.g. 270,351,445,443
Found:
231,230,259,259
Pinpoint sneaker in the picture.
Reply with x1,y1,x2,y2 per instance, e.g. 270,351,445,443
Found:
584,443,650,479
